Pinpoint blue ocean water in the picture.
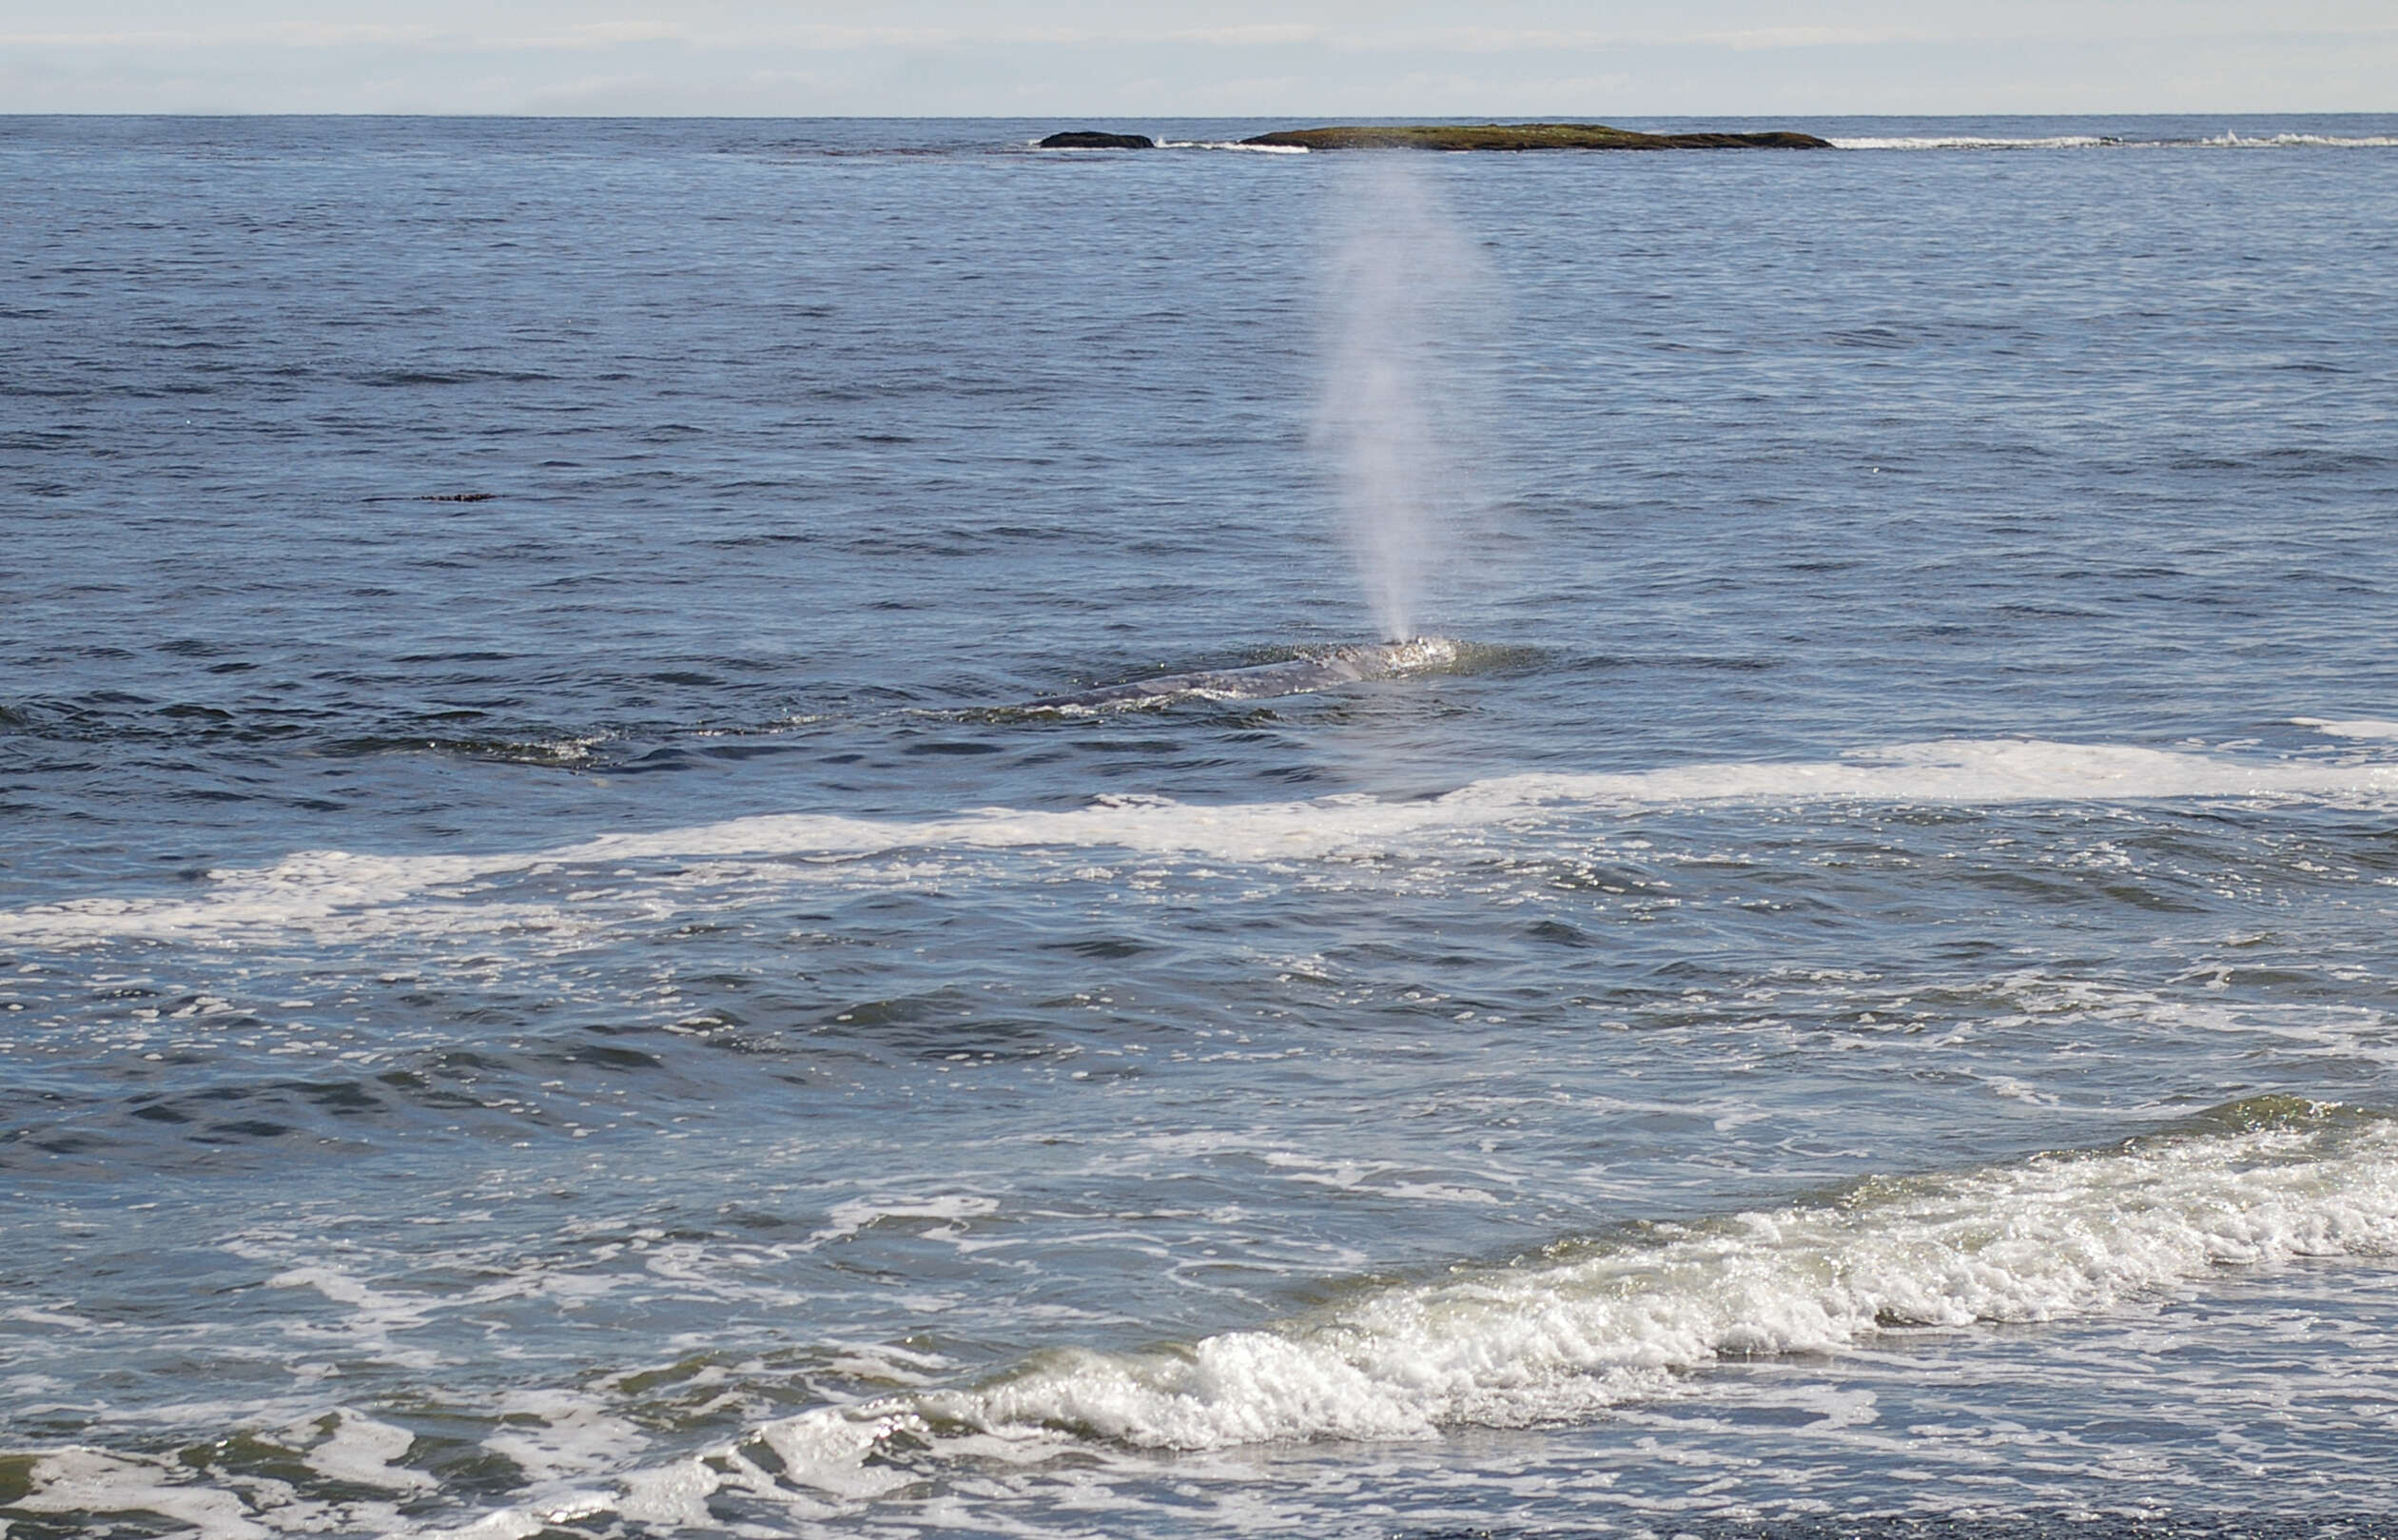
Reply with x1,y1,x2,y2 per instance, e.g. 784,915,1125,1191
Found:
3,113,2397,1537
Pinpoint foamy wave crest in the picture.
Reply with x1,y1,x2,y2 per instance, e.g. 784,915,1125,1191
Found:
1833,131,2398,151
2297,715,2398,740
918,1101,2398,1446
4,738,2395,945
1829,135,2115,150
417,1101,2398,1531
1158,140,1309,154
2209,131,2398,148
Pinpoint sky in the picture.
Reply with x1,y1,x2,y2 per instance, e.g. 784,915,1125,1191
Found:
2,1,2393,117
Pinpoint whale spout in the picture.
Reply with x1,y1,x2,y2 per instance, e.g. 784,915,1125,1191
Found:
1023,637,1461,712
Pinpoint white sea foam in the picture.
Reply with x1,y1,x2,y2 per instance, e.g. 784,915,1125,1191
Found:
2296,715,2398,740
809,1193,1002,1248
1158,140,1310,154
4,737,2394,947
4,1450,283,1539
406,1104,2398,1530
299,1412,436,1492
1828,135,2115,151
20,1109,2397,1536
2208,131,2398,148
1026,138,1307,154
887,1106,2398,1452
1832,133,2398,151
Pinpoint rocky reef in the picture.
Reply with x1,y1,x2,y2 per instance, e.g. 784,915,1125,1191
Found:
1239,123,1832,151
1038,131,1156,149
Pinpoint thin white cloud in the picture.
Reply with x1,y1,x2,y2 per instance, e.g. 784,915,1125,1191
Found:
1164,24,1329,47
570,21,687,45
4,2,2394,113
276,21,441,45
519,70,660,104
6,14,2394,55
1703,26,1930,51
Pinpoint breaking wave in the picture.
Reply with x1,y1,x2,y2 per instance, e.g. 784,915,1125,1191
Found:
1833,132,2398,151
408,1098,2398,1531
1829,135,2120,151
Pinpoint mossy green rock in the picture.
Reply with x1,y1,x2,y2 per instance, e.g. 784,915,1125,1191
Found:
1240,123,1832,151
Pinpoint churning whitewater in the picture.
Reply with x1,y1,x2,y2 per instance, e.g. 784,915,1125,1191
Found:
350,1101,2398,1537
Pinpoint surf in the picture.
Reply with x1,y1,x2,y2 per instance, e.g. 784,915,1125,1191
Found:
372,1098,2398,1533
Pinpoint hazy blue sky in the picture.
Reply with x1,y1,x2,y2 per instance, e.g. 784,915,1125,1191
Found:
4,1,2392,116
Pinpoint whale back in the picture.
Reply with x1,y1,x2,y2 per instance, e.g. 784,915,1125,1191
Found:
1023,638,1460,711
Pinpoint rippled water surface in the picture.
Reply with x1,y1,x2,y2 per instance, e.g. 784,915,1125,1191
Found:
4,114,2398,1537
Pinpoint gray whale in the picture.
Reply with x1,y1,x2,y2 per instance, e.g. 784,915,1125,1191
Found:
1024,638,1460,711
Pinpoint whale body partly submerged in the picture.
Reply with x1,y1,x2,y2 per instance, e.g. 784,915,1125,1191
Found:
1023,637,1461,712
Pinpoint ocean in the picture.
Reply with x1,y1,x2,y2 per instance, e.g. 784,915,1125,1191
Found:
3,112,2397,1538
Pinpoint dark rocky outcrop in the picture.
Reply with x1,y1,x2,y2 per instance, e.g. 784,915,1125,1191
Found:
1239,123,1832,151
1038,131,1157,149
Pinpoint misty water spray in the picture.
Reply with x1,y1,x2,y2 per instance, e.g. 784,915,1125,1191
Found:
1314,156,1492,644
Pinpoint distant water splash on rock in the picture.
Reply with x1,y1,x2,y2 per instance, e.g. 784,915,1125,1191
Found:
1314,158,1495,644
